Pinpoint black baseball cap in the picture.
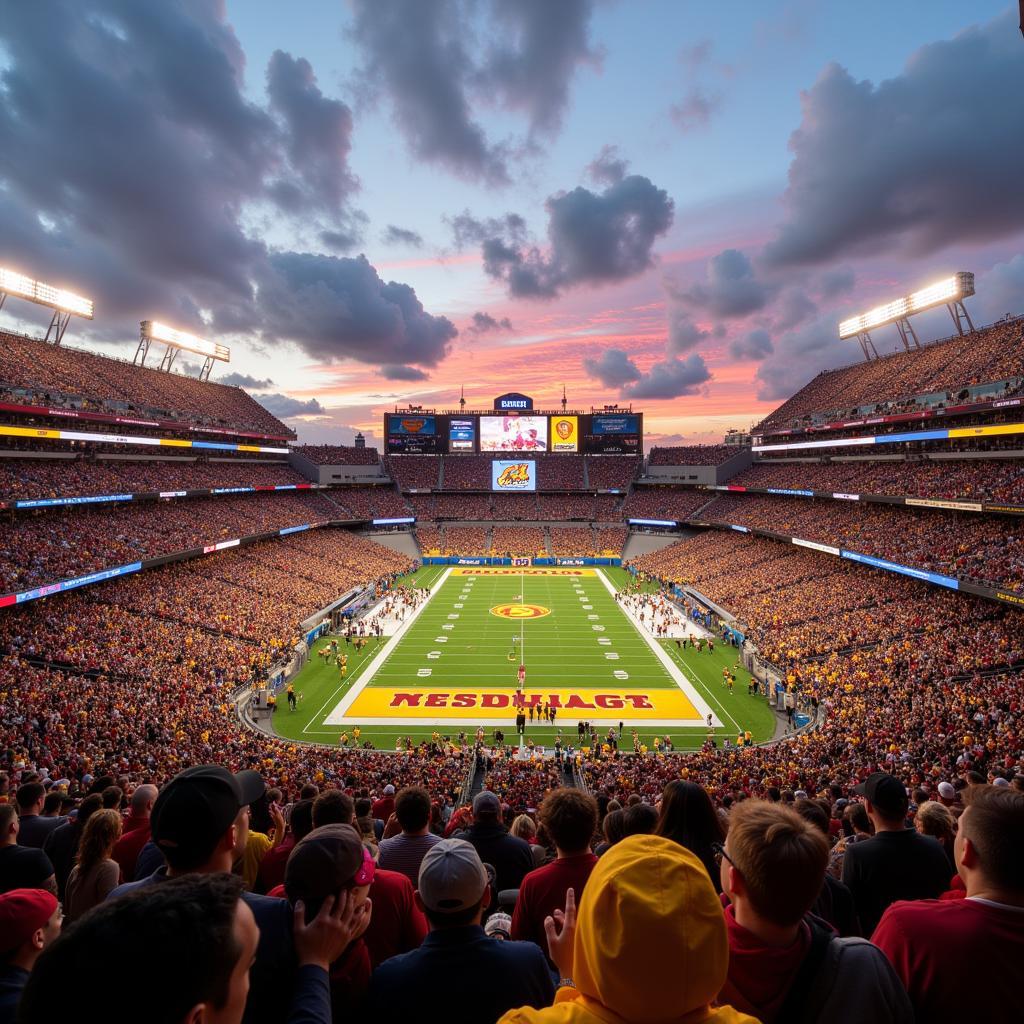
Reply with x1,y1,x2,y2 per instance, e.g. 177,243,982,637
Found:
151,765,265,865
854,773,908,816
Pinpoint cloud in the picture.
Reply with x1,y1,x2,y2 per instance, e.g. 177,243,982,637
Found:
729,328,773,361
255,393,327,418
772,288,817,331
467,311,514,335
668,310,711,354
754,313,844,401
582,348,642,389
969,254,1024,323
380,364,430,381
679,39,713,69
319,229,362,252
678,249,769,318
481,175,675,299
623,353,711,399
350,0,598,184
670,88,721,132
220,372,275,389
765,10,1024,265
447,211,528,250
381,224,424,248
253,252,458,368
818,267,856,298
586,144,629,186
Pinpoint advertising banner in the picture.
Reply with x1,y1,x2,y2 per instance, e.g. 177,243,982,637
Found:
387,414,435,436
448,418,475,452
549,415,578,452
492,459,536,491
591,413,639,435
480,415,548,452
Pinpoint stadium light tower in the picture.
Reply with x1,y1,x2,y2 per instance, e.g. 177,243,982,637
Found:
136,320,230,381
838,272,975,361
0,266,94,345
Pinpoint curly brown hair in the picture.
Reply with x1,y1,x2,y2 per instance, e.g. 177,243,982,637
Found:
75,808,122,876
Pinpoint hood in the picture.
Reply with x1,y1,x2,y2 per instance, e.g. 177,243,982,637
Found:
573,835,729,1024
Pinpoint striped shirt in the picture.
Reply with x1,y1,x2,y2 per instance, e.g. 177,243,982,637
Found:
378,832,443,885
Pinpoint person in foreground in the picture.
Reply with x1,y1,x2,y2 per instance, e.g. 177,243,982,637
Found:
499,834,758,1024
717,801,911,1023
0,890,62,1022
369,838,553,1023
871,784,1024,1022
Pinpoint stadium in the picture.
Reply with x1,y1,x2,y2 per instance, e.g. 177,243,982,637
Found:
1,4,1023,1024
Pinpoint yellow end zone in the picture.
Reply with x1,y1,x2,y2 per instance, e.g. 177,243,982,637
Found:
451,567,595,576
343,687,700,721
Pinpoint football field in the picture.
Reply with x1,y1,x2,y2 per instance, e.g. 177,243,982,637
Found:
272,566,775,751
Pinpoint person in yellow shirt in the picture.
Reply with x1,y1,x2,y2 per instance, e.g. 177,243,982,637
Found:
353,726,361,744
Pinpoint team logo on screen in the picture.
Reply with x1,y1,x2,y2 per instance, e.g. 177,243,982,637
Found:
555,420,572,440
400,418,427,433
496,463,530,487
490,603,551,618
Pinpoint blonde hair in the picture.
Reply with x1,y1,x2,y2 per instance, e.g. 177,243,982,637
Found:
510,814,537,840
915,800,955,840
76,808,122,875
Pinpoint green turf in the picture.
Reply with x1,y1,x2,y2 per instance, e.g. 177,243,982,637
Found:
269,565,776,751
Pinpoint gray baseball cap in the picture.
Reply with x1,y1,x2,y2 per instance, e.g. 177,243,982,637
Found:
472,790,501,817
417,838,488,913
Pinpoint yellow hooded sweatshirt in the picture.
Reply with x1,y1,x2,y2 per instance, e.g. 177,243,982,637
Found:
499,835,758,1024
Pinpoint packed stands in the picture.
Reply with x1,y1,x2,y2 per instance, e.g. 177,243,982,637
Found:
491,492,539,520
548,526,595,556
536,493,600,520
0,457,302,501
326,486,410,520
0,328,292,436
735,457,1024,504
491,526,547,557
432,493,493,518
756,318,1024,432
697,492,1024,592
595,526,627,554
443,525,489,554
536,454,585,489
592,493,624,520
414,525,443,554
619,486,713,521
292,444,380,465
648,445,739,465
439,455,490,489
383,454,440,489
584,454,640,489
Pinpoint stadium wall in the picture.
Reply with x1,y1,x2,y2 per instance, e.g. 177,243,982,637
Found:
643,446,751,484
288,450,387,484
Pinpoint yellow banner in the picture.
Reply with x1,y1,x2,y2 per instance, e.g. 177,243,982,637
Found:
550,415,578,452
345,686,699,721
158,438,191,447
451,567,595,576
0,425,60,439
948,422,1024,438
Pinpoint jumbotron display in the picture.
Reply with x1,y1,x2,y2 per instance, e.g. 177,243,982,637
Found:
384,394,642,455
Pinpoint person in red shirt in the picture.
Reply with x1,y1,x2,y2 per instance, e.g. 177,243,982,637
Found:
371,785,396,823
872,784,1024,1023
511,789,598,965
111,784,157,884
361,863,427,969
257,799,314,895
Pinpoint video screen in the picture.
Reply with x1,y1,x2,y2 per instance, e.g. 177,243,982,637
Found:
549,415,578,452
492,459,536,491
591,413,639,435
480,415,548,452
448,418,476,452
387,414,435,436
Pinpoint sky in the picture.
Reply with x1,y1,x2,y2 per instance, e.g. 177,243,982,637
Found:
1,0,1023,448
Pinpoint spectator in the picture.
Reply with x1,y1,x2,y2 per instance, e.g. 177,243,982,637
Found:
872,784,1024,1022
42,794,103,900
793,799,860,937
371,785,396,823
0,807,55,897
312,790,355,829
257,799,314,895
461,792,534,908
655,780,724,887
13,786,63,851
360,846,428,970
500,835,758,1024
369,839,553,1022
510,814,547,869
913,800,958,873
511,789,598,961
111,784,157,884
65,809,123,924
378,787,442,885
842,773,951,935
936,780,963,818
0,889,62,1022
620,802,658,838
718,801,910,1022
283,824,375,1003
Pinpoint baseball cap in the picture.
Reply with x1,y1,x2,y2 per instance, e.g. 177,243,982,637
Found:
417,839,488,914
854,772,908,816
484,911,512,939
285,825,375,908
937,781,956,800
150,765,265,864
0,889,58,954
472,791,501,817
992,777,1010,788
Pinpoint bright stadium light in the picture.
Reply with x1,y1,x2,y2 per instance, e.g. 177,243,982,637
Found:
138,320,230,380
838,272,975,360
0,267,95,318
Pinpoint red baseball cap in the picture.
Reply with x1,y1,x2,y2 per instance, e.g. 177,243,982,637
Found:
0,889,58,954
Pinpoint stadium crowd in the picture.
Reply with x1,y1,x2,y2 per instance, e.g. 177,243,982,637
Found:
648,445,740,466
292,446,380,466
582,455,639,490
491,527,548,558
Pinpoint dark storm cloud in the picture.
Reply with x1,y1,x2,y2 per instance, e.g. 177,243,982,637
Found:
585,145,630,187
481,176,675,299
728,328,773,362
255,393,327,418
382,225,425,248
678,249,769,318
350,0,597,184
818,267,856,298
381,364,431,381
467,312,514,335
765,11,1024,266
0,1,453,377
221,372,275,389
582,348,642,389
256,253,457,368
623,353,711,400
